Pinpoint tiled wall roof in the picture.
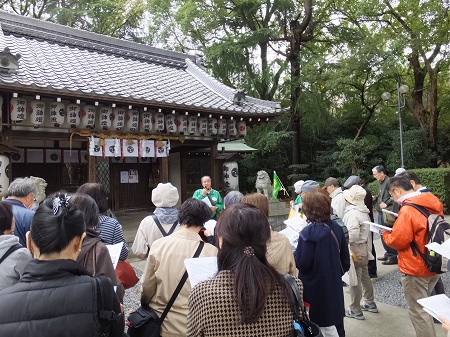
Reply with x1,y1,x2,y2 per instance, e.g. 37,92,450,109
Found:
0,11,281,117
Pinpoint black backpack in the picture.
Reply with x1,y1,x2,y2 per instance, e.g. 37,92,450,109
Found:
330,214,349,245
405,203,450,274
95,276,125,337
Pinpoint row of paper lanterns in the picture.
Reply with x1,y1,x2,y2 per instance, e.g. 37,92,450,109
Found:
8,97,247,136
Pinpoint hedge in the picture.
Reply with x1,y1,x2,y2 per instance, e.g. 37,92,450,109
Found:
367,168,450,213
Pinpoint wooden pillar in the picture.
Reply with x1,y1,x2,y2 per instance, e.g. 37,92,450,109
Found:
211,141,219,188
160,157,169,183
180,151,187,202
87,155,96,182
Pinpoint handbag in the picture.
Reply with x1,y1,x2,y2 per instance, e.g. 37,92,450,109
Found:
115,260,139,289
127,242,204,337
284,274,323,337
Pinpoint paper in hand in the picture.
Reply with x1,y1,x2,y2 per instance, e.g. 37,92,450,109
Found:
185,256,218,288
417,294,450,322
106,242,123,269
363,221,393,234
201,196,212,207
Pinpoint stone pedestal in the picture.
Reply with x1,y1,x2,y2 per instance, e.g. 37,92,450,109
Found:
268,199,290,232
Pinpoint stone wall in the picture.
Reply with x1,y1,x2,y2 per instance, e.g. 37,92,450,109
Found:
268,199,290,232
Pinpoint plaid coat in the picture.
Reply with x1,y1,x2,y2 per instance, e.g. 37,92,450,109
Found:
187,270,303,337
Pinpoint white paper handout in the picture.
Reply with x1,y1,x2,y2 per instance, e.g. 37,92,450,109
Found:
201,196,212,207
203,219,217,236
425,239,450,259
417,294,450,322
185,256,218,288
280,226,299,251
363,221,393,234
382,209,399,217
106,242,123,269
284,215,308,233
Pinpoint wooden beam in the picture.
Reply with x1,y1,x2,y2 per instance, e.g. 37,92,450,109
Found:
160,157,169,183
87,155,96,182
211,141,219,188
180,151,187,202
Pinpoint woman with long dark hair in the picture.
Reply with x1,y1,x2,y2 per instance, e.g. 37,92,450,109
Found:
187,203,302,336
0,193,124,337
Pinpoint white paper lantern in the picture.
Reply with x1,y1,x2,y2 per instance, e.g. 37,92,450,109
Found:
140,111,153,132
0,155,9,198
66,103,81,128
223,161,239,191
218,119,227,136
29,100,45,126
154,111,165,131
112,107,125,130
176,115,188,134
126,109,139,132
10,97,27,122
165,114,177,133
188,116,197,135
228,119,237,137
80,105,96,129
99,107,112,130
49,102,65,127
237,121,247,136
208,118,218,135
198,117,208,135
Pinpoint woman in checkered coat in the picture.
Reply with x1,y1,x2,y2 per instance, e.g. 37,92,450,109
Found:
187,203,303,336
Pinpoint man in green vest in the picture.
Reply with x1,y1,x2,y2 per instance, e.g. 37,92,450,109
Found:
192,176,224,219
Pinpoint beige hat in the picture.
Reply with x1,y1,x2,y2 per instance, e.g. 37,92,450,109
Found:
152,183,179,207
343,185,366,206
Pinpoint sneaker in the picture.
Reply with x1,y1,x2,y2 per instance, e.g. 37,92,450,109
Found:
345,309,365,320
361,303,379,313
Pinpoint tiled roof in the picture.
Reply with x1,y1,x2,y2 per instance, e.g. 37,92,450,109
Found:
0,11,282,117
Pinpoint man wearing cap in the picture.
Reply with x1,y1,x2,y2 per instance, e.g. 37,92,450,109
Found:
324,177,346,219
343,185,378,320
132,182,180,259
192,176,224,219
344,175,377,278
300,180,319,195
372,165,397,265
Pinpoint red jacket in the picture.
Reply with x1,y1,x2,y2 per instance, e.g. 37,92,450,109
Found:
383,192,444,277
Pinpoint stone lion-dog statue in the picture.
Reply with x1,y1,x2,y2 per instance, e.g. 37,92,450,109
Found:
255,170,272,199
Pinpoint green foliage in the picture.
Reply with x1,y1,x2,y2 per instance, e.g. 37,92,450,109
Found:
410,168,450,213
386,128,435,171
238,123,293,194
332,137,379,178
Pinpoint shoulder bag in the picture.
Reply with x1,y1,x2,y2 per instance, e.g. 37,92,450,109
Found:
0,244,22,264
284,274,323,337
127,241,204,337
151,214,178,237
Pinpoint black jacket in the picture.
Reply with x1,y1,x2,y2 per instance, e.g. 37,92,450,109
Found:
0,259,122,337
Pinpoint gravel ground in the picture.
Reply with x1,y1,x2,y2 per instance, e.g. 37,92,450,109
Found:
123,269,143,318
372,267,450,309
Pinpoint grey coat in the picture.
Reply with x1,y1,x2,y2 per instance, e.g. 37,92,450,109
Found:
0,235,32,291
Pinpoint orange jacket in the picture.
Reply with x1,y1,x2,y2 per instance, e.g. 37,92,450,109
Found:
383,192,444,277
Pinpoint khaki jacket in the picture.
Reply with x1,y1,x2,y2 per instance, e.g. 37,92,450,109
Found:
266,231,296,276
141,228,218,337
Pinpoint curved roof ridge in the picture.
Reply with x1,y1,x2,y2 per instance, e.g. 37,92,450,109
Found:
0,10,195,66
185,58,281,110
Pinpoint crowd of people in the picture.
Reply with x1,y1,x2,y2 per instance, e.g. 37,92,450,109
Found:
0,170,448,337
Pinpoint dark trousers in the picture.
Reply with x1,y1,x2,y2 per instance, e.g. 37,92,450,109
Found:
335,320,345,337
368,232,377,276
379,213,398,261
